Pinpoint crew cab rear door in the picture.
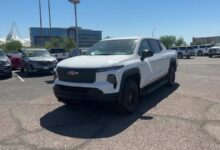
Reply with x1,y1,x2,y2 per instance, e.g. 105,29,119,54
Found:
147,39,170,80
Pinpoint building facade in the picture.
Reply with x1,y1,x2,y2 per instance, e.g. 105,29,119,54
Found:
30,27,102,48
192,36,220,45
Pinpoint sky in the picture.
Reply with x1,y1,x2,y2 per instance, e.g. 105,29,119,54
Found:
0,0,220,44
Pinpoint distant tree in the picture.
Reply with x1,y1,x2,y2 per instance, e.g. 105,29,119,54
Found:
45,37,75,51
175,37,186,47
160,36,176,48
4,40,22,52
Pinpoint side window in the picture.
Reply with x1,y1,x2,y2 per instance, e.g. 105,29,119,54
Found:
138,39,150,55
148,39,161,53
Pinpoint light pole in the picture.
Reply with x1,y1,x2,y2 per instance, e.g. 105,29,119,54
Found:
48,0,52,40
39,0,43,46
68,0,80,48
152,28,157,38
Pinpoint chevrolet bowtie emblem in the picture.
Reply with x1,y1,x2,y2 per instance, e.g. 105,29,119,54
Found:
67,71,79,76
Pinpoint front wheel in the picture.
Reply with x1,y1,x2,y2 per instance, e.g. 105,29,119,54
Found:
6,71,12,78
209,55,213,58
167,65,176,87
119,80,139,114
186,55,190,59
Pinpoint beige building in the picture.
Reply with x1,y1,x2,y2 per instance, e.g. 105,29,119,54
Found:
192,36,220,45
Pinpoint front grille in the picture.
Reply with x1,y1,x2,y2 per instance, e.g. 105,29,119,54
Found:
58,85,90,94
37,61,53,66
57,67,96,83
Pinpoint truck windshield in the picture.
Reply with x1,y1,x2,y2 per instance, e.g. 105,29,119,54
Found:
85,39,137,55
24,50,50,57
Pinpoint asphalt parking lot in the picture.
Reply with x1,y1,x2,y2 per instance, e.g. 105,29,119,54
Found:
0,57,220,150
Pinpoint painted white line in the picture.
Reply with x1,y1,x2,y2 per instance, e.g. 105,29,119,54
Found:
13,72,25,82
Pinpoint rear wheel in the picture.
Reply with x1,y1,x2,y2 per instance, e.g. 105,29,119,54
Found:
209,55,213,58
167,65,176,87
58,98,72,105
178,53,183,59
186,55,190,59
119,80,139,114
198,51,203,56
6,71,12,78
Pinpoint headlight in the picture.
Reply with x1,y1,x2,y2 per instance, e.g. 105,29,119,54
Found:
97,65,124,72
4,60,11,66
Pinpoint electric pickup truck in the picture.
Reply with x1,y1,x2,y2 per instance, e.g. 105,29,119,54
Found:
53,37,178,113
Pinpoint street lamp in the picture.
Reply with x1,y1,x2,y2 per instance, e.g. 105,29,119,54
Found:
38,0,43,46
68,0,80,48
48,0,52,39
152,28,157,38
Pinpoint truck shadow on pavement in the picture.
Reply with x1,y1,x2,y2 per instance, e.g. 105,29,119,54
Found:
40,83,179,139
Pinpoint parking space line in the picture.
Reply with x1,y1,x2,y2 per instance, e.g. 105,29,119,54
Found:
13,72,25,82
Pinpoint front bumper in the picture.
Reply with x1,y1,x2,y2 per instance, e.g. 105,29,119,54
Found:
0,66,12,76
53,84,119,102
28,64,56,73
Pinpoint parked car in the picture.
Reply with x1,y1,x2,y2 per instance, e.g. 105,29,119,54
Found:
0,49,12,78
69,48,82,58
193,44,214,56
53,37,178,114
49,49,70,62
20,48,57,75
186,46,195,56
171,46,191,59
7,51,22,70
208,43,220,57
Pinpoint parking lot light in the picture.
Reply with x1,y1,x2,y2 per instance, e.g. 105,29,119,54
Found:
68,0,80,48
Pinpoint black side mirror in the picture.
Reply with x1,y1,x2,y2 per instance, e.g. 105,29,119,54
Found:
141,50,153,61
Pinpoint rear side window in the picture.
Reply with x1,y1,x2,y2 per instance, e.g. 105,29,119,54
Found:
179,47,186,50
148,40,161,53
200,45,206,48
138,40,150,55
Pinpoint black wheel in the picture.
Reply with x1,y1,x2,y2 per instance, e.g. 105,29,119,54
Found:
6,71,12,78
186,55,190,59
178,53,183,59
209,55,213,58
25,65,31,76
119,80,139,114
58,98,72,105
198,51,203,56
21,68,24,72
167,65,176,87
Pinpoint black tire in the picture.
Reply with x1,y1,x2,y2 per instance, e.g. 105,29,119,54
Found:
178,53,183,59
25,65,31,76
198,51,203,56
209,55,213,58
119,80,139,114
58,98,72,105
167,65,176,87
21,68,24,72
186,55,190,59
6,71,12,78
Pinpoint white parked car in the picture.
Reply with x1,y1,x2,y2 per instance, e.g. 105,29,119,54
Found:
50,49,70,62
208,43,220,57
193,44,214,56
53,37,178,113
171,47,191,59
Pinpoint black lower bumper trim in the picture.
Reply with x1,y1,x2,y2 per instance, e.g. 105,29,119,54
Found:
53,85,118,102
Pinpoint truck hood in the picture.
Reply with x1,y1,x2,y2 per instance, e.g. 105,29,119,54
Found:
210,46,220,49
29,56,56,62
57,55,133,68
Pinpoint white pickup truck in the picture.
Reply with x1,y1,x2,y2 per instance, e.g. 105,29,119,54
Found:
53,37,178,113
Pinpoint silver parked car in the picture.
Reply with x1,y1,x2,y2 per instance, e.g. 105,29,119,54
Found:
20,48,57,76
0,49,12,78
